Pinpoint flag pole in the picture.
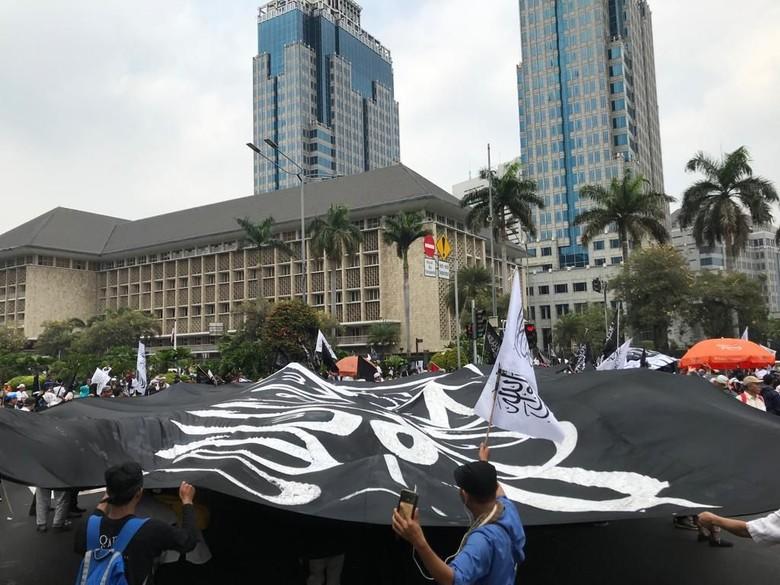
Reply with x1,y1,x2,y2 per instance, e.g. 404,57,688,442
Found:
483,365,501,447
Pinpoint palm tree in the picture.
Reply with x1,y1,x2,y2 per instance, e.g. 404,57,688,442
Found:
446,266,491,313
574,171,673,262
461,161,544,289
309,205,363,322
382,210,432,356
236,217,294,257
678,146,778,271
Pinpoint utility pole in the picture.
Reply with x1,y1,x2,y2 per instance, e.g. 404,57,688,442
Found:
471,299,478,365
487,144,498,320
454,237,462,369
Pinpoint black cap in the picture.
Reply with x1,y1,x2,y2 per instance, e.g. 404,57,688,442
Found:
105,461,143,505
453,461,498,500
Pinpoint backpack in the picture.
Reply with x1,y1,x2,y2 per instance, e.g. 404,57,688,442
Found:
75,515,149,585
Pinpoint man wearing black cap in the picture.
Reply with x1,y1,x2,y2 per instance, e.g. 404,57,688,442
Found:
74,461,199,585
392,444,526,585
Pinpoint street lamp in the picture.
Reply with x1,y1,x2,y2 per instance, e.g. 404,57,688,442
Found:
247,141,342,305
247,141,308,303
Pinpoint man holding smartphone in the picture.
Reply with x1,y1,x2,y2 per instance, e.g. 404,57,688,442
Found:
392,444,526,585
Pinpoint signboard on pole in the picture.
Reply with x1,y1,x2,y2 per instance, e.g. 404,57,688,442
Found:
436,235,452,260
438,261,450,280
424,258,437,277
423,235,436,258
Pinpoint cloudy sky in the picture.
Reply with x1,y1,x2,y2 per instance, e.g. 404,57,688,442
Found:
1,0,778,234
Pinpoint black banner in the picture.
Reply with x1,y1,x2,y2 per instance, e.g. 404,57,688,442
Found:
1,365,779,527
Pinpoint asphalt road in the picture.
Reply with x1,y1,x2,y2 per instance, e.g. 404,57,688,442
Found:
0,479,776,585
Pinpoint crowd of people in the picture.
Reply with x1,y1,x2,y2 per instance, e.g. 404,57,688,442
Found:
0,373,177,411
694,367,780,415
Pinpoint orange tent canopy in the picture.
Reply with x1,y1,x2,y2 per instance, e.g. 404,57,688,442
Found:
679,338,776,370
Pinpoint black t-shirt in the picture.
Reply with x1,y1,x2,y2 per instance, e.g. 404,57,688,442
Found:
74,505,198,585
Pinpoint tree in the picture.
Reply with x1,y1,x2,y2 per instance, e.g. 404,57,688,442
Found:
447,266,492,313
151,348,192,374
368,322,400,347
575,171,673,262
0,327,25,354
679,146,778,271
35,318,85,358
263,300,321,366
612,246,693,350
461,161,544,293
237,216,294,257
76,309,160,356
382,211,432,356
552,307,613,357
685,271,768,339
309,205,363,323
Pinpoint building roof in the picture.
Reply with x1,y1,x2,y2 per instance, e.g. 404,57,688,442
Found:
0,207,127,257
0,164,470,259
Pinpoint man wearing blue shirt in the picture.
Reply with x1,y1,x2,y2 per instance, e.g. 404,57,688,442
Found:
392,444,526,585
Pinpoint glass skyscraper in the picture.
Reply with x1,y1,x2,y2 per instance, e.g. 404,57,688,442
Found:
517,0,665,268
253,0,400,194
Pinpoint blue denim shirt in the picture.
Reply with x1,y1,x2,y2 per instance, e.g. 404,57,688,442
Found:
449,497,526,585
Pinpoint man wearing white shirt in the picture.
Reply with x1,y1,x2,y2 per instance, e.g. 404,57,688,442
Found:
698,510,780,545
15,384,29,403
43,385,62,408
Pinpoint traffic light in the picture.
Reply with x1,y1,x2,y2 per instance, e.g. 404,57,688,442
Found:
592,278,602,293
476,310,488,338
524,323,538,350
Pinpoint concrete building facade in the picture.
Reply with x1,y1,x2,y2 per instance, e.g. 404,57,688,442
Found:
0,166,516,356
671,210,780,316
253,0,400,194
517,0,665,268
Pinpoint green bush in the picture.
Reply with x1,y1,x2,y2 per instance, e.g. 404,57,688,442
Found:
429,349,459,372
5,375,35,389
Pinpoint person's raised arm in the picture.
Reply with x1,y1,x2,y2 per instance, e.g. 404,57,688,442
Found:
479,443,505,498
392,509,454,585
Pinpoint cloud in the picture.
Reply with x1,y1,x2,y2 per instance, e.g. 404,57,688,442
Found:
0,0,778,234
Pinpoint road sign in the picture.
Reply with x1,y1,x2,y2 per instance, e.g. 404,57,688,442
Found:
424,258,437,277
438,261,450,280
423,235,436,258
436,235,452,260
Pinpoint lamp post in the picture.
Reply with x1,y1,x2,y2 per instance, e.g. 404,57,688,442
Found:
246,141,308,303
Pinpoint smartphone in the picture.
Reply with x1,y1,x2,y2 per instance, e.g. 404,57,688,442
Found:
397,489,419,520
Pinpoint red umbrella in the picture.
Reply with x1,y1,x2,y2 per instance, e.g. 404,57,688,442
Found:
679,338,776,370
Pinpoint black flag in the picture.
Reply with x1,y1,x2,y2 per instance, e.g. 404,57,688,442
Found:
599,319,617,365
484,323,503,364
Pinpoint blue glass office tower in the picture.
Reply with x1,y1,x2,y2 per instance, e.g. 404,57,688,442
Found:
253,0,400,194
517,0,665,268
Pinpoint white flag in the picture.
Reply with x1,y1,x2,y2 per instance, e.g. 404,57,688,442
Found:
596,338,633,370
171,322,178,350
136,341,147,396
91,367,111,395
315,330,337,360
741,327,749,341
474,271,565,443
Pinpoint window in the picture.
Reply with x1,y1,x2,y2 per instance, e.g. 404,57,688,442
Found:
593,241,605,250
611,99,625,111
554,284,568,294
574,302,588,314
595,258,606,266
614,134,628,146
610,239,621,249
555,304,570,317
538,285,550,295
540,305,551,319
573,282,587,292
611,256,623,265
612,116,627,129
609,63,623,76
529,306,536,320
541,247,552,257
527,287,534,297
610,81,624,93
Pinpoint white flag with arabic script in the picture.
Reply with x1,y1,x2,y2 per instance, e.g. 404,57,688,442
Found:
474,271,565,443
